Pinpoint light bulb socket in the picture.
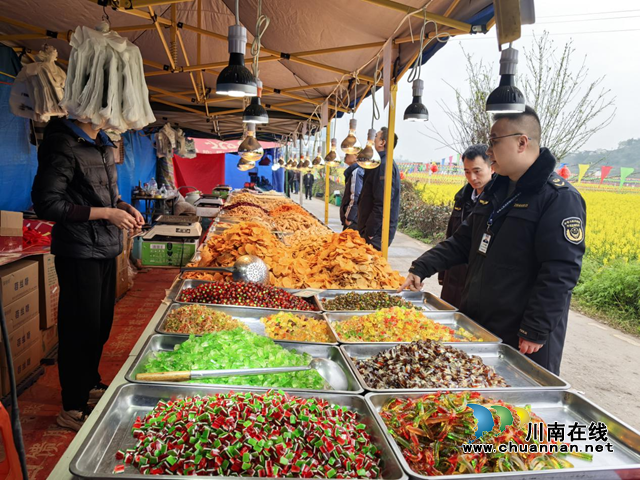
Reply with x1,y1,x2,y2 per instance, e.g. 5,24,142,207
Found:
228,24,248,54
367,128,376,142
411,79,424,97
499,47,519,76
349,118,358,130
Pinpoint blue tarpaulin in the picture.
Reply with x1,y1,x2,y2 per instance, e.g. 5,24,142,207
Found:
224,149,284,192
0,45,39,212
116,132,157,204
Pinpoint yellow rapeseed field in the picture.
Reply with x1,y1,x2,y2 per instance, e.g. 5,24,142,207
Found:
411,177,640,265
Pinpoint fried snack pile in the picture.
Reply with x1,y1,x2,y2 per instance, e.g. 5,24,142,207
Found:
185,213,404,289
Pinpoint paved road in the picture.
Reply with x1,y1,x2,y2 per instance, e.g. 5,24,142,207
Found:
295,196,640,430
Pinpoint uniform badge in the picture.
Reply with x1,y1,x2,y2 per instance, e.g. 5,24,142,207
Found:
479,199,489,205
562,217,584,244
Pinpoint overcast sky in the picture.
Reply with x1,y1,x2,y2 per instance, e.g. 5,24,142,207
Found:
334,0,640,163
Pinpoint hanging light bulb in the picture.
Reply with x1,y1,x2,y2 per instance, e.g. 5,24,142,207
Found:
243,78,268,123
238,123,263,161
324,138,341,167
404,79,429,122
312,146,324,168
237,158,256,171
216,19,257,97
341,118,361,155
278,153,285,166
356,128,381,169
486,47,526,113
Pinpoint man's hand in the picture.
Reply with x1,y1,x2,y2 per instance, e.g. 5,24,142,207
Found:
519,338,543,355
106,209,136,232
118,202,145,227
397,273,423,292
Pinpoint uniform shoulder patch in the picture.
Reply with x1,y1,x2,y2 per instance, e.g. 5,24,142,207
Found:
479,199,489,205
549,175,569,189
562,217,584,244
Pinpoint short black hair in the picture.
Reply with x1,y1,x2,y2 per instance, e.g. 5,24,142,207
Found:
380,127,399,148
462,144,490,166
492,105,542,143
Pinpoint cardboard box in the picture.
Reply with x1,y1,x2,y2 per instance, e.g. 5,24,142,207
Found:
141,239,198,267
0,314,40,358
2,289,39,333
1,331,42,395
0,259,38,306
37,254,59,329
40,325,58,357
0,211,23,253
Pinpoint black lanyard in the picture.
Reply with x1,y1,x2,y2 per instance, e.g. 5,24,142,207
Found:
487,192,521,230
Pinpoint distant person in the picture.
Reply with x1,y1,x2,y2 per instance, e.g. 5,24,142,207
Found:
293,171,300,194
303,171,315,200
340,153,364,230
438,145,495,308
399,106,586,375
357,127,401,250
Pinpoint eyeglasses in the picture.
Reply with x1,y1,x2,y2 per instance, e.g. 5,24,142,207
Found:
487,133,527,148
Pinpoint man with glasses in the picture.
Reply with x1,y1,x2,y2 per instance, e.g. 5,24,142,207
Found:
399,106,586,375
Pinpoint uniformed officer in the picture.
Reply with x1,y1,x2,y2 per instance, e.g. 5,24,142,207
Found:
399,106,586,375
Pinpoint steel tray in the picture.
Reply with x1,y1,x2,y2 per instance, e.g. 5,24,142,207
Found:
169,279,323,311
317,290,456,312
126,334,362,394
156,303,338,345
70,383,408,480
341,343,569,393
324,311,501,344
366,390,640,479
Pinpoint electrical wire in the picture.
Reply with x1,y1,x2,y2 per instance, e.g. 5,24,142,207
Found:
251,0,270,78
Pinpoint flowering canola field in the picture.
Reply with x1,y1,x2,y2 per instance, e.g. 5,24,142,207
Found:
411,178,640,265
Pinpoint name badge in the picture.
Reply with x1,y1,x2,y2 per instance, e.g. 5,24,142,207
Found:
478,232,492,255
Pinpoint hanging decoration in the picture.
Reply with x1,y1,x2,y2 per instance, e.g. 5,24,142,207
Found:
61,22,155,133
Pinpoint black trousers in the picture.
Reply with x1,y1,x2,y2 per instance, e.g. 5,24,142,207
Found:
55,256,116,411
304,185,313,199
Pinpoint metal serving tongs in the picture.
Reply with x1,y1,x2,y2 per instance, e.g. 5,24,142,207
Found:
135,358,348,390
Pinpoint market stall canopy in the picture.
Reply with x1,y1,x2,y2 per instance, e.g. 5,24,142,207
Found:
0,0,494,139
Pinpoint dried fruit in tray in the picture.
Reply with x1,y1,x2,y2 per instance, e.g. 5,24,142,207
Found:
323,292,417,311
331,307,480,342
261,312,333,343
117,390,383,477
354,340,508,389
164,304,250,335
380,392,590,476
269,203,313,218
177,281,318,311
143,330,326,389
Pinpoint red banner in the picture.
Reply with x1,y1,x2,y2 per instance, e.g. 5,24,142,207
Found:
600,165,613,184
173,153,226,192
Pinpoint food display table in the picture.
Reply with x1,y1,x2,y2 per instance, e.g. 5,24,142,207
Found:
47,191,640,480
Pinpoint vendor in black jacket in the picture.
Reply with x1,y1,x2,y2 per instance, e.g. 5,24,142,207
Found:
399,107,586,375
357,127,401,250
32,118,144,431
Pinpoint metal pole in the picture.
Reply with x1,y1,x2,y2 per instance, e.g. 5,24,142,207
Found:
299,137,304,206
381,84,398,259
324,123,331,226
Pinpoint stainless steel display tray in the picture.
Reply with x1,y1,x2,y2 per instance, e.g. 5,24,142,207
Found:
341,343,569,392
324,311,501,344
366,390,640,479
167,279,323,311
317,289,457,312
156,303,338,345
70,384,408,480
126,334,362,394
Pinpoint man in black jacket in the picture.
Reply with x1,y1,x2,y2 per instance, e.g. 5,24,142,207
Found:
340,154,364,230
399,107,585,375
303,171,315,200
438,145,494,308
357,127,401,250
32,118,144,430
